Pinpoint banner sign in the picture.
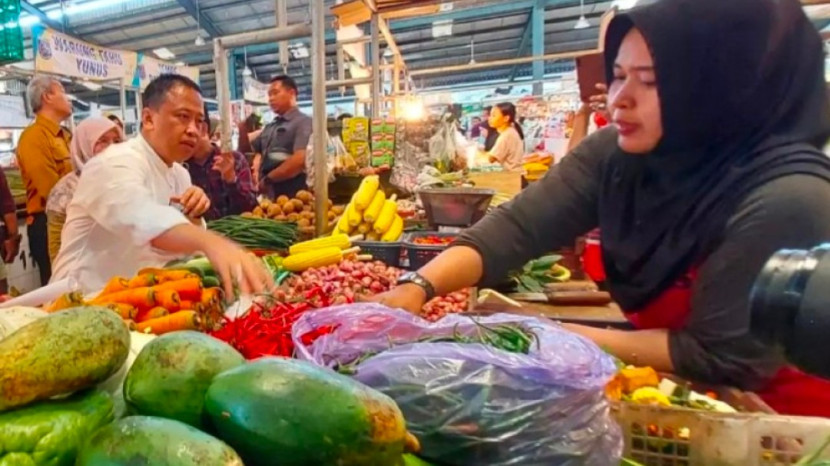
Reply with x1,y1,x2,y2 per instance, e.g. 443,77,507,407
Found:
33,27,137,82
243,76,269,104
135,54,200,90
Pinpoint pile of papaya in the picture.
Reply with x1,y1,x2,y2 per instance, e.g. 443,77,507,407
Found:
0,306,431,465
48,267,225,335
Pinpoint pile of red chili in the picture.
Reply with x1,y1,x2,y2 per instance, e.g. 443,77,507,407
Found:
209,286,348,359
412,235,456,246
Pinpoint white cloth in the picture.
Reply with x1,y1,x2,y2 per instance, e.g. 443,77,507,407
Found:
51,135,192,292
489,127,525,171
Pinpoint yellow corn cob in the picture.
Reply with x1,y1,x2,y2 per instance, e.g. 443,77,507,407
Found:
366,231,381,241
336,211,352,234
381,215,403,242
363,190,386,223
289,233,358,255
357,222,372,235
373,195,398,235
354,175,380,210
283,246,360,272
347,202,363,228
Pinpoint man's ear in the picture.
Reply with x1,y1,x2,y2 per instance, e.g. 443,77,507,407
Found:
141,107,154,131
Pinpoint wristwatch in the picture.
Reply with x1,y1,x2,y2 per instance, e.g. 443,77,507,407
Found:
397,272,436,301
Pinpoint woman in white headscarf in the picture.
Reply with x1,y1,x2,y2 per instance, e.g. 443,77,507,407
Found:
46,117,123,262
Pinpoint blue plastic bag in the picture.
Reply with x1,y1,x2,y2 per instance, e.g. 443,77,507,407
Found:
293,304,622,466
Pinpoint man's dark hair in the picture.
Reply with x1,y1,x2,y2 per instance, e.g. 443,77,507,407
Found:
142,74,202,110
270,75,299,94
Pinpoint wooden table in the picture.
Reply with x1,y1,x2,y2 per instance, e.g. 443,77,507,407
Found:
472,295,630,328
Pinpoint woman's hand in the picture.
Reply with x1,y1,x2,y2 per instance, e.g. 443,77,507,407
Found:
368,284,428,314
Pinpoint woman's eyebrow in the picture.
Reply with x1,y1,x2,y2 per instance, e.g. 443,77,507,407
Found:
615,63,655,72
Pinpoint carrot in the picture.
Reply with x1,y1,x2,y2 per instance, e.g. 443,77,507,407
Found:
105,303,138,320
136,311,198,335
153,278,202,301
91,287,155,310
142,306,169,321
200,288,223,308
155,289,181,310
128,274,157,289
154,270,199,284
46,292,86,313
100,277,130,296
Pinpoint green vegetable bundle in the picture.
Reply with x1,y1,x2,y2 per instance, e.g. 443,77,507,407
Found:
508,254,571,293
208,216,298,251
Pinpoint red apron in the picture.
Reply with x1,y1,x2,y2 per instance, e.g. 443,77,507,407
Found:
628,269,830,418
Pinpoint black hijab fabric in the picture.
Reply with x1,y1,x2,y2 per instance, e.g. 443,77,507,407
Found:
598,0,830,311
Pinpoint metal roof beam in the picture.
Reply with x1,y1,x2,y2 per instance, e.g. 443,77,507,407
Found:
20,0,70,33
390,0,576,29
507,10,534,83
175,0,222,37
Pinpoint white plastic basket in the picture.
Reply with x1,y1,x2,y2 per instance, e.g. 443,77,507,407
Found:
615,403,830,465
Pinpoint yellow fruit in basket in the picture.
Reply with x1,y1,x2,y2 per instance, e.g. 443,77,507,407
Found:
354,175,380,211
347,202,363,228
381,215,403,242
363,191,386,223
373,195,398,235
336,211,352,234
292,199,304,211
630,387,671,407
282,202,296,214
276,195,290,206
253,206,264,217
240,212,254,218
296,190,313,203
331,205,346,215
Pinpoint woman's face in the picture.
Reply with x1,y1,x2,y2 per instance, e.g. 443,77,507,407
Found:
93,127,123,156
488,107,508,129
609,28,663,154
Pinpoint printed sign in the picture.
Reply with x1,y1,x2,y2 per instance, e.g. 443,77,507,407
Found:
33,27,137,82
135,54,200,90
243,76,269,104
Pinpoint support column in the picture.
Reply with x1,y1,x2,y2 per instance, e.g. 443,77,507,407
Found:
276,0,289,73
229,52,239,100
310,0,328,235
532,0,545,95
213,39,233,152
370,13,381,118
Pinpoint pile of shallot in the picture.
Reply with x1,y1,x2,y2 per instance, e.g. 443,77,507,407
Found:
277,259,469,320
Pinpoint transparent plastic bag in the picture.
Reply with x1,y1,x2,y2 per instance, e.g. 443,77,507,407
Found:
293,304,622,466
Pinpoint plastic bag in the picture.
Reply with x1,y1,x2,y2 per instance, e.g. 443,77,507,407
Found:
293,304,622,466
305,134,337,188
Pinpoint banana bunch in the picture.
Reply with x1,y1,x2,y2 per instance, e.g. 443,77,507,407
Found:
523,153,554,181
333,175,403,242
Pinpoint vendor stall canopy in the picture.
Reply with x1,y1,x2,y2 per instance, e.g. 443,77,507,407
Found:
2,0,829,106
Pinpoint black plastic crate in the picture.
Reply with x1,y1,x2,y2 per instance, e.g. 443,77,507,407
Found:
403,231,459,270
355,240,402,267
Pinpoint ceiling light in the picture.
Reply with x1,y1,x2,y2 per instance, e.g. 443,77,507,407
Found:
574,0,590,29
194,35,205,46
174,61,185,66
243,67,253,77
153,47,176,60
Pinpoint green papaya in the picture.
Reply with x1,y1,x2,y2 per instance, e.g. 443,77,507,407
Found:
0,307,129,412
123,331,244,429
76,416,242,466
205,358,409,466
0,389,113,466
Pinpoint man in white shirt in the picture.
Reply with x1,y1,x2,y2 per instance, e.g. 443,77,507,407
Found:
52,74,271,296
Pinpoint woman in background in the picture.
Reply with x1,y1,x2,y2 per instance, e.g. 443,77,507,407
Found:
486,102,525,170
46,117,123,262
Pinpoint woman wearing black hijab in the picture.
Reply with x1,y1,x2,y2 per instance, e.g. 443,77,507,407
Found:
374,0,830,417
